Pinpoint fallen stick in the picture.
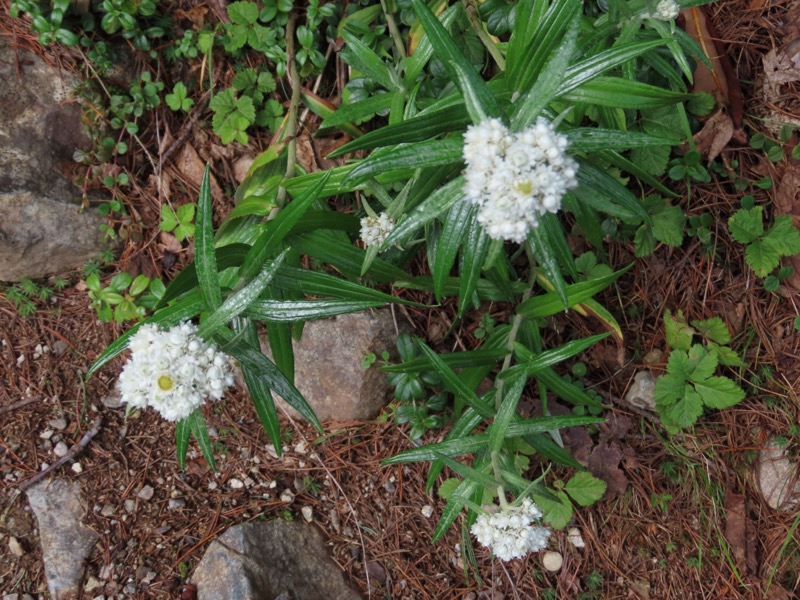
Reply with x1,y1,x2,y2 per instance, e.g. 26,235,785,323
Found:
19,417,102,492
0,395,44,416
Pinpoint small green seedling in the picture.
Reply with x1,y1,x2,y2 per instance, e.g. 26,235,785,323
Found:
654,310,745,431
86,273,165,322
165,82,194,112
728,204,800,278
159,203,196,242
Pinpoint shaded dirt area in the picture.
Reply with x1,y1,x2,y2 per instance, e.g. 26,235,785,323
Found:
2,1,800,599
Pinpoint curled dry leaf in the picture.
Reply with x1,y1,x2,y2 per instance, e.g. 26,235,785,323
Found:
773,164,800,292
176,143,223,201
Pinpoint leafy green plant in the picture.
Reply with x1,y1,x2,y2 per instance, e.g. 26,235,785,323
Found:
165,82,194,113
728,204,800,279
86,272,165,322
210,88,256,145
159,203,196,242
654,310,745,431
633,195,685,257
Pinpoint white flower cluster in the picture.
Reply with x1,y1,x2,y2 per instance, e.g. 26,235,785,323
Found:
119,321,234,422
470,498,552,561
359,213,395,247
463,117,578,243
651,0,680,20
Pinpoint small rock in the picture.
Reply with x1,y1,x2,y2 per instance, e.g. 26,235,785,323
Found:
168,498,186,510
100,392,123,409
39,429,54,440
52,340,69,355
280,489,295,503
84,575,103,591
48,418,67,431
542,551,563,572
100,504,115,517
244,477,255,488
293,440,309,455
421,505,434,518
137,485,155,501
25,479,99,599
3,594,20,600
8,536,24,558
756,438,800,511
229,478,244,490
208,481,218,491
124,499,136,514
71,462,83,474
568,527,586,548
53,441,69,457
301,506,314,522
624,371,657,412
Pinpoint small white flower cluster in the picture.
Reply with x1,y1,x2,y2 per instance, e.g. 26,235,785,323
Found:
359,213,395,247
470,498,552,562
119,321,234,422
651,0,680,20
463,117,578,243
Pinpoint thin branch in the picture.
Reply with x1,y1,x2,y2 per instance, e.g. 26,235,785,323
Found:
19,417,102,492
0,395,44,416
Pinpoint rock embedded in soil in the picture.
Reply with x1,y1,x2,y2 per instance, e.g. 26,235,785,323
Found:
0,43,111,281
755,438,800,511
25,478,99,600
624,371,657,412
192,520,361,600
244,310,404,422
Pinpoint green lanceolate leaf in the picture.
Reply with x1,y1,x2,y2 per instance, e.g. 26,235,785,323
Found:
239,172,331,282
527,225,569,309
244,299,386,322
235,318,283,454
198,250,288,338
385,347,507,374
562,77,695,110
458,213,490,317
508,333,611,379
382,177,466,249
488,373,528,453
404,3,460,85
196,165,222,311
187,408,216,471
574,160,651,224
410,0,502,124
565,128,679,152
216,326,322,431
345,138,464,186
340,29,401,91
431,451,498,490
434,201,476,301
516,269,628,320
175,417,191,470
432,479,478,542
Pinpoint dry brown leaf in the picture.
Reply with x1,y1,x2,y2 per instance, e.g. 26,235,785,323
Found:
296,131,318,173
174,7,209,29
587,441,629,500
158,231,182,255
233,154,255,184
176,143,223,201
773,165,800,291
723,491,748,575
680,8,729,104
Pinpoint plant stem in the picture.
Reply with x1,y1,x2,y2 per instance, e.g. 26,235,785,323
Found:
380,0,407,60
277,12,302,209
461,0,505,71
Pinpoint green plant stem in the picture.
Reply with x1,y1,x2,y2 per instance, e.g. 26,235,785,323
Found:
461,0,505,71
380,0,407,60
490,451,509,509
277,12,302,209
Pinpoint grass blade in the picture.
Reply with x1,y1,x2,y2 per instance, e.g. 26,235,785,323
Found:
195,164,222,310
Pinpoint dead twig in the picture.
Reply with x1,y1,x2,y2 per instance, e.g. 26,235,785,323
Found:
160,93,210,164
0,395,44,416
19,417,102,492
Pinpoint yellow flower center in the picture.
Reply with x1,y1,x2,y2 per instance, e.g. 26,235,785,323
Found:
515,180,533,195
157,375,174,391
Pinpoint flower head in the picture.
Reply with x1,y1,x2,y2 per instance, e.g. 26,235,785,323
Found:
470,497,552,561
652,0,680,20
119,321,234,421
463,118,578,243
360,212,396,247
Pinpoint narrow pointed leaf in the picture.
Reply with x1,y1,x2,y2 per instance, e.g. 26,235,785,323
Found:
434,201,475,301
175,418,191,470
458,214,490,317
340,29,400,91
187,408,216,471
432,479,477,542
245,299,385,322
527,225,569,309
346,138,464,186
196,165,222,310
516,268,628,319
488,373,528,452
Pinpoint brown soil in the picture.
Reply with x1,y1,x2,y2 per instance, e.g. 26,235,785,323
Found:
2,1,800,599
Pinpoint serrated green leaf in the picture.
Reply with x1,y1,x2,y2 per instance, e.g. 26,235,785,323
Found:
534,488,572,529
652,205,684,246
228,0,259,24
664,309,693,351
709,342,745,367
654,371,688,408
160,205,178,231
661,388,704,429
634,225,656,257
764,215,800,256
691,316,731,345
687,344,718,383
564,472,606,506
746,240,781,277
728,207,764,245
695,376,745,409
438,478,462,500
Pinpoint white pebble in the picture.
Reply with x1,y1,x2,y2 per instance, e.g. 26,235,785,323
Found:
71,462,83,474
301,506,314,522
543,551,563,572
280,489,295,503
53,441,69,457
228,478,244,489
568,527,585,548
421,505,434,518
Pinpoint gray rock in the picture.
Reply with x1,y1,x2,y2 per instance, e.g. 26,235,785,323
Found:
624,371,657,412
0,43,109,281
192,520,361,600
25,479,99,600
252,311,402,422
755,439,800,511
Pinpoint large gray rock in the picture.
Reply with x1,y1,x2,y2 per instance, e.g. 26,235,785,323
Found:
25,479,99,600
0,43,108,281
261,311,401,422
192,520,361,600
755,439,800,511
